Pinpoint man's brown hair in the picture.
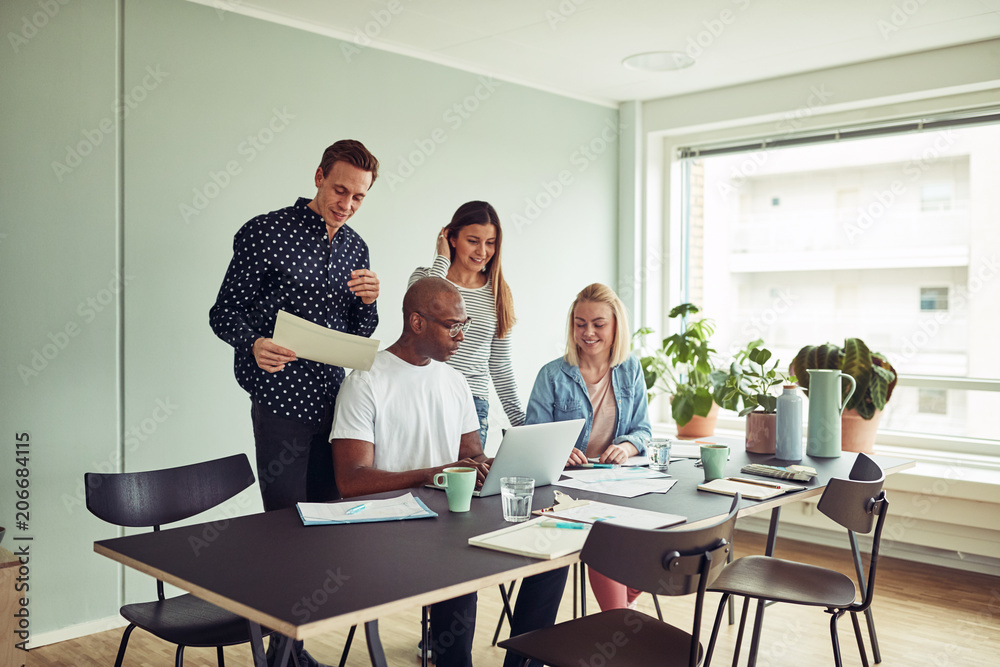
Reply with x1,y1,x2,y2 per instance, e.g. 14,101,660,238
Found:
318,139,379,184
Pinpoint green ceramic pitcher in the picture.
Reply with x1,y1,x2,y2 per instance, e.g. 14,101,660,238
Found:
805,369,857,458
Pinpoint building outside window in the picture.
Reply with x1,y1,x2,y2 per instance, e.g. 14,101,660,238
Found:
665,122,1000,456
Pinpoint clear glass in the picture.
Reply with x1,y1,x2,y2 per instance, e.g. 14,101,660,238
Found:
648,439,671,471
500,476,534,522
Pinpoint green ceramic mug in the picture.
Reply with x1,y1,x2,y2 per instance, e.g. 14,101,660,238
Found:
433,467,477,512
700,444,729,482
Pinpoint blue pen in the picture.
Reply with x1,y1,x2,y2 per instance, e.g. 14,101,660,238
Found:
540,520,586,530
345,503,366,515
580,463,619,469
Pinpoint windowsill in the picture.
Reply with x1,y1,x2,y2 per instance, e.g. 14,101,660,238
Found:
650,422,1000,502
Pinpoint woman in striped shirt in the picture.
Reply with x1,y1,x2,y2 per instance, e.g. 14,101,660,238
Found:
408,201,526,445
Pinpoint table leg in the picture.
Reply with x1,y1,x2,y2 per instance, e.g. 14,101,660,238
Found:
747,506,782,667
849,530,881,663
579,562,587,617
365,619,389,667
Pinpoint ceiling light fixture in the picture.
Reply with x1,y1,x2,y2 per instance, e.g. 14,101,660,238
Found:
622,51,695,72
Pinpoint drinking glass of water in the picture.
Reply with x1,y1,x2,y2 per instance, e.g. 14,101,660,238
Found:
500,477,534,522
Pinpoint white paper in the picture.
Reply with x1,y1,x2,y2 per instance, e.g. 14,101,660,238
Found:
588,456,649,467
555,475,677,498
271,310,379,371
298,493,430,522
544,500,685,530
562,468,670,482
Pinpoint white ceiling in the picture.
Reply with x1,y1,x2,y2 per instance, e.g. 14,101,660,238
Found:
202,0,1000,106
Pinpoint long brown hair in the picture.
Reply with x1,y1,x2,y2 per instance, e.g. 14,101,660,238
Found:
443,201,516,338
564,283,630,367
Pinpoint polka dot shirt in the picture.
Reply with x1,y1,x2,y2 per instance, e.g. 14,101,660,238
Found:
210,197,378,425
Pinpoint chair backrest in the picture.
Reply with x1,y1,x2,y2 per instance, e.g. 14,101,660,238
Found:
816,453,890,612
581,494,740,597
817,453,885,533
85,453,255,529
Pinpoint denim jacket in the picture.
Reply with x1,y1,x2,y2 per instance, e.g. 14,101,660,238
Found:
525,354,651,455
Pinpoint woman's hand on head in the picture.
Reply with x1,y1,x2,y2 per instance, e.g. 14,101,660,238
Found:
436,226,450,258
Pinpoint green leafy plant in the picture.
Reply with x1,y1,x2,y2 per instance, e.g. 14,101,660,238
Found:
714,341,785,416
632,303,730,427
790,338,897,420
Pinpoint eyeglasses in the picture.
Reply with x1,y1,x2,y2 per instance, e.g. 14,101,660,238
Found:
417,312,472,338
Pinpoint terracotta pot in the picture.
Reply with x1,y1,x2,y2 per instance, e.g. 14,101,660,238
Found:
745,411,777,454
675,402,720,440
841,407,882,453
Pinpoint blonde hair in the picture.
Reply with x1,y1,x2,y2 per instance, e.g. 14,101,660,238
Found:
563,283,630,367
443,201,515,338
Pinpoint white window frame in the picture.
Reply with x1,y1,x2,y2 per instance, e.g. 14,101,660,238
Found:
647,107,1000,465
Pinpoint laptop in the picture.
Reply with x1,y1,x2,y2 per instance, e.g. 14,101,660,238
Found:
433,419,586,498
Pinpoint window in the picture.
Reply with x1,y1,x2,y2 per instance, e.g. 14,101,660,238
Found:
920,287,949,311
918,388,948,415
668,119,1000,457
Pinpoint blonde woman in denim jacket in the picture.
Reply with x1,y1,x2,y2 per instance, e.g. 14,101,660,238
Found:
524,283,652,611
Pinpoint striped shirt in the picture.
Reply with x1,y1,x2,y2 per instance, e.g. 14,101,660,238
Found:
409,255,526,427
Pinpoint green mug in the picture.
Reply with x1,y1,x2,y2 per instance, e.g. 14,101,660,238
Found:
700,444,729,482
433,467,477,512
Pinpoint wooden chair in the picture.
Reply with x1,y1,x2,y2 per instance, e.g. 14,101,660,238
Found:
85,453,282,667
704,453,889,667
499,495,741,667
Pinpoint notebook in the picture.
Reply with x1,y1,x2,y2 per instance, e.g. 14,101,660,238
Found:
469,516,591,559
697,478,806,500
431,419,585,498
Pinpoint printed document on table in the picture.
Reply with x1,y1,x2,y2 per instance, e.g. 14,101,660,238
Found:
556,467,676,498
296,492,436,525
544,500,685,530
272,310,379,371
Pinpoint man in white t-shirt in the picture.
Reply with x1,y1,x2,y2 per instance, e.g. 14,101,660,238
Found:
331,276,488,666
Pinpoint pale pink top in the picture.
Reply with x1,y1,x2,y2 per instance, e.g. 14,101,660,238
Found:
585,370,615,458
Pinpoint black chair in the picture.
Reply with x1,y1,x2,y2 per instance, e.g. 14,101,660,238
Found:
86,453,279,667
499,495,741,667
704,453,889,667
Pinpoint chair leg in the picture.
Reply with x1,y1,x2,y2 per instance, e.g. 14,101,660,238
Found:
113,623,136,667
217,645,225,666
175,645,185,667
829,611,844,667
704,593,731,667
338,625,357,667
652,593,663,621
732,597,751,667
851,611,870,667
579,562,587,616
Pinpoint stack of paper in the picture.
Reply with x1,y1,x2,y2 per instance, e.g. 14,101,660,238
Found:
296,492,437,525
555,467,676,498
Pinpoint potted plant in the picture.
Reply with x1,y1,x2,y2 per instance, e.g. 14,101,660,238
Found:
790,338,898,453
633,303,729,438
714,342,785,453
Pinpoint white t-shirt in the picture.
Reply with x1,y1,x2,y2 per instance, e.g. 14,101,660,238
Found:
331,350,480,472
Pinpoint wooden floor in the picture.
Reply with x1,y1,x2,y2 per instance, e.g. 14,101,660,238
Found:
28,530,1000,666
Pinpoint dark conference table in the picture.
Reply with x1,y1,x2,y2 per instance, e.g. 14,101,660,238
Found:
94,450,914,667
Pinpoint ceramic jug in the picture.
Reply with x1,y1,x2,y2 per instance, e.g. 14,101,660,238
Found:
805,369,857,458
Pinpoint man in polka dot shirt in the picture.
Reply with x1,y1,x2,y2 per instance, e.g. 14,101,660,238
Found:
211,139,381,666
211,139,381,511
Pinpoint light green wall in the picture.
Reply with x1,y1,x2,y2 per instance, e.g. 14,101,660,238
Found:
0,0,123,636
1,0,618,640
